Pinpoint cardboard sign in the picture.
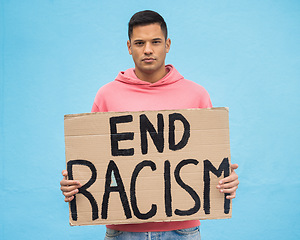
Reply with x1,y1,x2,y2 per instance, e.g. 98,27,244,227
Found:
64,108,232,226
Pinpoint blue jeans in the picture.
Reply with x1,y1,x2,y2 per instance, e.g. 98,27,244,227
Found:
104,226,201,240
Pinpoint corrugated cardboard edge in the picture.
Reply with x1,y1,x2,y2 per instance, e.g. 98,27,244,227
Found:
64,107,229,119
65,107,231,226
69,214,232,226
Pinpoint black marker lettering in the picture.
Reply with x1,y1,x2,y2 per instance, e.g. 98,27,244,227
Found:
140,113,164,155
67,160,99,221
174,159,200,216
164,160,172,217
130,160,157,219
169,113,190,151
110,115,134,156
101,160,132,219
203,158,230,214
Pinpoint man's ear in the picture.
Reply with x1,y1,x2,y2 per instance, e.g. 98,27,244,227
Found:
165,38,171,53
127,40,132,55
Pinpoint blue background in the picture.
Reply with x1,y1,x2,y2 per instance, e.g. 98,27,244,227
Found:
1,0,299,239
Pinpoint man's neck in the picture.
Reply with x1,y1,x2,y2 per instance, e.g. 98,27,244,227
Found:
134,66,167,83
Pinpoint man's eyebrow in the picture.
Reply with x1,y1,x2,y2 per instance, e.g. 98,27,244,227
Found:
153,38,163,41
133,38,163,43
133,39,144,43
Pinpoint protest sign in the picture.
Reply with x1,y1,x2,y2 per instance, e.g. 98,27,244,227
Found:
64,108,232,226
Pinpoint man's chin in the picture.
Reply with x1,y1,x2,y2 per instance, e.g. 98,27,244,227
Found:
138,65,157,74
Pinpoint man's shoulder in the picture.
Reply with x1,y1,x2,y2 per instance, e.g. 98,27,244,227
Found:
96,79,120,93
179,78,209,92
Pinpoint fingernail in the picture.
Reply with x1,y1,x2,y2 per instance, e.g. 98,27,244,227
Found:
216,185,220,189
220,189,223,193
219,181,223,184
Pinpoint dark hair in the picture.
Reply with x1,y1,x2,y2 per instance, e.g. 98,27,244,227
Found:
128,10,168,40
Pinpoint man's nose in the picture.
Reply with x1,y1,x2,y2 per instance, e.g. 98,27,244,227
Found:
144,42,153,55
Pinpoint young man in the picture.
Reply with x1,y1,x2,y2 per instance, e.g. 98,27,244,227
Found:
60,10,239,239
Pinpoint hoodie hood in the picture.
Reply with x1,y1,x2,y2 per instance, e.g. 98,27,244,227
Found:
115,64,184,87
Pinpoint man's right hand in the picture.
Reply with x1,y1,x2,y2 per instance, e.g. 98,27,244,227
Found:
60,170,82,202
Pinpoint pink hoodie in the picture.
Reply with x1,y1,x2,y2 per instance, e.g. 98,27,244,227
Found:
92,65,212,113
92,64,212,232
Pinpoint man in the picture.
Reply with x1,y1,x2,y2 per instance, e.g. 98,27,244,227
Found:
60,10,239,240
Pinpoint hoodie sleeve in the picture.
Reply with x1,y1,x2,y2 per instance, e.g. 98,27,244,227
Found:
202,91,213,108
200,88,212,108
196,84,213,108
91,102,100,112
91,86,108,113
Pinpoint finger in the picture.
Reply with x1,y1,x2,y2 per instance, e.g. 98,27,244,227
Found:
219,173,238,185
219,186,238,194
60,184,81,193
62,170,68,179
62,188,79,198
60,179,81,187
217,179,239,190
231,164,238,171
65,196,74,202
226,192,236,199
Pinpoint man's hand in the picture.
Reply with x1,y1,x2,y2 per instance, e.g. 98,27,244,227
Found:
216,164,239,199
60,170,82,202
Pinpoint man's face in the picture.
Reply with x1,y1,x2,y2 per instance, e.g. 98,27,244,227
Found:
127,23,171,76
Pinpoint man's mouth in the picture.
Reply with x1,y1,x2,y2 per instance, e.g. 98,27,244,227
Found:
142,58,155,63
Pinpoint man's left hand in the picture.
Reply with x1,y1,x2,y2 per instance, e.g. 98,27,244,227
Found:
216,164,239,199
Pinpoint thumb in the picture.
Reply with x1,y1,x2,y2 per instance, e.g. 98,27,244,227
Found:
62,170,68,179
231,164,239,171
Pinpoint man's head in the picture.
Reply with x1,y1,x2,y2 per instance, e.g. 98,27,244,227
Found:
127,10,171,83
128,10,168,40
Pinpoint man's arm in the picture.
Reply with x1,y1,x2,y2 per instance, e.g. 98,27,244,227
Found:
60,170,82,202
216,164,239,199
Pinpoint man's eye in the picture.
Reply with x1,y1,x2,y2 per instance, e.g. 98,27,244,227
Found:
135,42,144,45
153,41,161,44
